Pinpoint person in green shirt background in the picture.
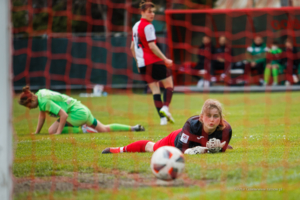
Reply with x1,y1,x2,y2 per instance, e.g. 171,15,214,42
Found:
264,40,282,86
246,36,269,85
18,86,145,135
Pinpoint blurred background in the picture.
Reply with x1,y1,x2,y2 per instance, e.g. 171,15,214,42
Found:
11,0,300,91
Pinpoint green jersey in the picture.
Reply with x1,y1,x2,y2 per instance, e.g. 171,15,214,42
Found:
269,46,283,65
36,89,78,117
269,46,282,55
247,42,269,64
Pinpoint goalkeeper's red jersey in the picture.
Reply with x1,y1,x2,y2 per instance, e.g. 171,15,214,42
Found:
132,18,162,67
174,115,232,153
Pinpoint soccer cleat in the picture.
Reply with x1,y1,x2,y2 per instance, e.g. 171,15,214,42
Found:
81,124,97,133
263,81,267,86
132,124,145,132
81,125,87,133
160,117,168,125
160,106,175,124
102,147,121,154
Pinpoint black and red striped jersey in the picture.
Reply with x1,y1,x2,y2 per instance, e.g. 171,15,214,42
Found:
132,18,162,67
174,115,232,153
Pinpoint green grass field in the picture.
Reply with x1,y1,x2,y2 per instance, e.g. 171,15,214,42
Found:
13,92,300,200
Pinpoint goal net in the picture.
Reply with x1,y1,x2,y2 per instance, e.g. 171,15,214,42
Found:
11,1,300,199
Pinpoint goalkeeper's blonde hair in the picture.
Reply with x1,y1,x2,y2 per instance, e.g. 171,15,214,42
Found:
200,99,225,130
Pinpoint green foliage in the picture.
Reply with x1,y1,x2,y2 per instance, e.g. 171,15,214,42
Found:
33,13,48,30
12,0,27,7
72,20,87,33
11,0,219,34
52,16,67,32
52,0,67,11
12,11,28,28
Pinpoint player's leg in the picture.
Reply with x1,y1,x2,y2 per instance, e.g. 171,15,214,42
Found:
264,63,272,85
160,76,175,124
272,64,279,85
48,119,80,134
102,140,154,154
84,105,145,133
102,129,181,154
89,120,145,133
48,121,59,134
161,76,173,106
257,62,266,85
148,81,166,125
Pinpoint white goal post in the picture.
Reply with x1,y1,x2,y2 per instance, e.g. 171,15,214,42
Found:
0,0,12,199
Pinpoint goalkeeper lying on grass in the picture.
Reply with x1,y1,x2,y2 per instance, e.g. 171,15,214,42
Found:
18,86,145,135
102,99,232,154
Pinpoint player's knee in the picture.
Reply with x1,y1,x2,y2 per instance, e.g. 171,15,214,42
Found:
104,125,110,132
48,127,55,134
145,142,155,152
95,124,110,132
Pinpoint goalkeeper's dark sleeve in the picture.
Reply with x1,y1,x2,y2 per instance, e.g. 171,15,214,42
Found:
174,119,202,153
174,122,191,153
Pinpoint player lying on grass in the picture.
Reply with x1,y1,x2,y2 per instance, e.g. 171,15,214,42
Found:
18,86,145,135
102,99,232,154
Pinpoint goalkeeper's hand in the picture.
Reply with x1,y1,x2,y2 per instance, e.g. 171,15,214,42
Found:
184,146,208,155
206,138,226,153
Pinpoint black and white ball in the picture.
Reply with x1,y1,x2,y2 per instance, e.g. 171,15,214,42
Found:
150,146,185,180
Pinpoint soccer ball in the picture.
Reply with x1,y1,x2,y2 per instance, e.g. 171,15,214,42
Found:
150,146,185,180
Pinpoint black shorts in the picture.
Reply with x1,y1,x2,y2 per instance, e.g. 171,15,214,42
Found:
139,61,172,83
251,62,265,75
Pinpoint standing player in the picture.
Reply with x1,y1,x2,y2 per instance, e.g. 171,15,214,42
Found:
18,86,145,134
131,1,174,125
281,38,300,85
246,36,269,85
264,40,282,86
102,99,232,154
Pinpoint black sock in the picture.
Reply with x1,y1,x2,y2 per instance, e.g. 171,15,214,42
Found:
153,94,164,118
163,87,173,107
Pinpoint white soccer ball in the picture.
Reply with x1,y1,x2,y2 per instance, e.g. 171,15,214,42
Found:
150,146,185,180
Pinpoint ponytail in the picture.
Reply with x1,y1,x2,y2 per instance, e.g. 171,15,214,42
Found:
18,85,34,106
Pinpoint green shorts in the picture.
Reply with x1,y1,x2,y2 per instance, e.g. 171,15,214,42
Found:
271,60,280,65
66,103,95,127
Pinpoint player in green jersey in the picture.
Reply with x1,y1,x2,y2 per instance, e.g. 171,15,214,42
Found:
246,36,269,85
18,86,145,135
264,40,282,85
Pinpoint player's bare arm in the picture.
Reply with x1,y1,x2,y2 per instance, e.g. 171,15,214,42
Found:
34,111,46,134
148,42,173,67
130,41,139,72
53,109,68,135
